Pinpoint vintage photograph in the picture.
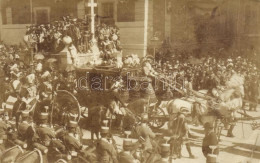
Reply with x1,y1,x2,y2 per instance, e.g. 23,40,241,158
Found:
0,0,259,162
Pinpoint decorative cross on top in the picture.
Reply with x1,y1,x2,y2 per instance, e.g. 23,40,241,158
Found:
88,0,97,40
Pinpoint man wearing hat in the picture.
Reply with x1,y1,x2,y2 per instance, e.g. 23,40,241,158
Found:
58,116,84,160
154,143,171,163
17,110,35,144
168,109,195,159
118,139,137,163
202,122,219,163
133,113,155,151
36,111,56,147
140,60,158,104
21,74,37,103
96,126,118,163
39,71,53,105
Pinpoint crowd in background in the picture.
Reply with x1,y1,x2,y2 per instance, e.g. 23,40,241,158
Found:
24,16,121,58
0,33,259,162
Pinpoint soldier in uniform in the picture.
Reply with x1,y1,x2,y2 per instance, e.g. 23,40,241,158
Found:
133,113,155,151
96,126,118,163
202,122,219,163
154,143,171,163
36,111,56,147
118,139,138,163
168,109,195,159
59,116,83,158
17,110,35,146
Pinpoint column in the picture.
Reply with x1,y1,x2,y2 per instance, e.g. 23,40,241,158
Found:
143,0,149,57
165,0,171,39
0,0,2,40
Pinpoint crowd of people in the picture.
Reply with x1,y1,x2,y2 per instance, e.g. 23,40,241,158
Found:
24,16,121,59
0,33,259,162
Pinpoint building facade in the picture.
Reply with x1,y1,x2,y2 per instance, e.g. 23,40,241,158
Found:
0,0,260,58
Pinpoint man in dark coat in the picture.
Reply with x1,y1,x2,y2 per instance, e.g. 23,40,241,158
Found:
154,143,171,163
35,112,56,147
96,126,118,163
168,110,195,159
133,113,155,151
202,122,219,163
117,139,136,163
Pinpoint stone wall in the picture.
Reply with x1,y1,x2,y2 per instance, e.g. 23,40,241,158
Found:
166,0,260,58
116,0,154,57
1,24,29,45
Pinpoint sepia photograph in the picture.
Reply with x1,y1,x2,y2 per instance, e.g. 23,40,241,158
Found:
0,0,259,162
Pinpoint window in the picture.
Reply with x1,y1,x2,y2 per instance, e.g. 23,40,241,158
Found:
100,2,114,25
117,0,135,22
34,7,50,25
6,8,12,24
102,3,114,18
11,2,31,24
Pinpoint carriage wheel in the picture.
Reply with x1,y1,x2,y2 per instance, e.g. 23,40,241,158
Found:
148,107,167,129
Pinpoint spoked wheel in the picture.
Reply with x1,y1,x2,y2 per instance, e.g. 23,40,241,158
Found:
148,107,167,129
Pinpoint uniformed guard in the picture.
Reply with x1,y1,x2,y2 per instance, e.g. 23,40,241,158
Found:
154,143,171,163
36,111,56,147
63,117,83,158
202,122,219,163
96,126,118,163
118,139,137,163
168,109,195,159
133,113,155,151
17,110,34,144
